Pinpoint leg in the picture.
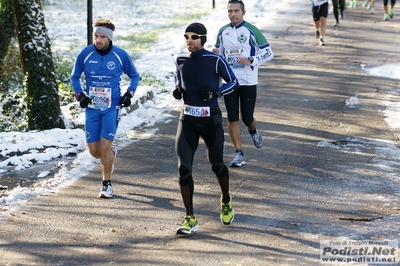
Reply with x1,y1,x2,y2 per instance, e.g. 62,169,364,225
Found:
390,0,395,18
87,138,114,181
202,112,234,225
340,0,346,16
384,0,389,14
312,6,321,38
318,2,329,46
228,121,242,151
240,85,262,148
175,115,201,235
370,0,375,13
332,0,340,23
224,87,241,152
202,111,230,202
320,16,327,37
175,116,199,216
313,20,321,32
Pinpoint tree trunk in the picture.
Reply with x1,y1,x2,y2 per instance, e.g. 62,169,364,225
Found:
11,0,65,130
0,0,16,78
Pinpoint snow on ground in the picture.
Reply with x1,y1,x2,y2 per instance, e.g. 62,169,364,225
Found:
1,0,400,216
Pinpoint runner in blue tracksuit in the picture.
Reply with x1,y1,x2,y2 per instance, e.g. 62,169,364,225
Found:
70,19,140,198
173,22,238,235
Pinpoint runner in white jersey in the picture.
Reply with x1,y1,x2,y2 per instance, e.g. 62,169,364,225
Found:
311,0,329,46
213,0,273,167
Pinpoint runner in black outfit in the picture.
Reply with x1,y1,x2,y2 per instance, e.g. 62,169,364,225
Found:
173,22,239,235
332,0,345,27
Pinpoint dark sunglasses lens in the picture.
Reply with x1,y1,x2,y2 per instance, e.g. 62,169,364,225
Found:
184,34,200,40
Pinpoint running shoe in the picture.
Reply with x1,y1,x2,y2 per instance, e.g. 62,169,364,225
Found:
384,13,389,21
319,38,325,46
315,29,320,39
250,129,263,148
220,196,234,225
350,0,358,7
389,9,394,19
230,151,245,167
362,0,368,7
176,215,199,235
99,183,113,198
370,7,374,14
333,22,339,27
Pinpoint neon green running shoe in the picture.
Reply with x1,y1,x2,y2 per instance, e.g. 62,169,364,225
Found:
384,13,389,21
220,196,234,225
389,9,394,19
176,215,199,235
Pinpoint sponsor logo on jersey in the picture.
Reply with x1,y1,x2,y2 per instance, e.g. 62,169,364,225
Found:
107,61,116,70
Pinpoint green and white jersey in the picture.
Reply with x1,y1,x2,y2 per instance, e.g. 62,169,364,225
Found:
215,20,273,85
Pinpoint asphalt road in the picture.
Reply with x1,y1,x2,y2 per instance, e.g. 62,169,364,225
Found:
1,3,400,266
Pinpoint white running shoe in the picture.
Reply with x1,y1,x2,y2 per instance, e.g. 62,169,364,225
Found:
99,183,113,198
250,129,263,148
370,7,374,14
230,151,245,167
319,38,325,46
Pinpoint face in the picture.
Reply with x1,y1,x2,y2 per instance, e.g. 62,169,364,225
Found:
227,3,245,26
184,32,203,53
94,33,110,49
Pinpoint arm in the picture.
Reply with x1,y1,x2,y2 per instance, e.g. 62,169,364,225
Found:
247,23,274,66
250,44,273,66
172,60,184,100
70,52,85,95
217,57,238,96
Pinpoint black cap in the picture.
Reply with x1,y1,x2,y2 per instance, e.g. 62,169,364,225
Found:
185,22,207,45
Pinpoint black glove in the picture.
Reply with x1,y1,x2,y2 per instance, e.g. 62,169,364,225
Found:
120,92,133,107
77,93,91,108
200,86,217,101
173,86,182,100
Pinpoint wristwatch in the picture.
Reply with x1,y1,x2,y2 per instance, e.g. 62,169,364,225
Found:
248,56,254,64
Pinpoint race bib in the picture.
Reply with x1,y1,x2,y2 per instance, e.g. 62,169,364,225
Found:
183,105,210,117
226,48,245,69
88,87,112,110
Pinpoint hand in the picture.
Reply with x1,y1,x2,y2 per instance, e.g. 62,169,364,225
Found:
120,91,133,107
173,86,182,100
237,57,253,65
200,86,217,101
76,93,91,108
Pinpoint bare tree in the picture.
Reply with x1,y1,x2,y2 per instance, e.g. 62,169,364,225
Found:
11,0,64,130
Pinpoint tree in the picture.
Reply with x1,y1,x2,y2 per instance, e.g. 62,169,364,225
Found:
0,0,16,77
11,0,64,130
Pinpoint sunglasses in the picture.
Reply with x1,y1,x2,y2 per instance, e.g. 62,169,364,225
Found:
184,34,206,40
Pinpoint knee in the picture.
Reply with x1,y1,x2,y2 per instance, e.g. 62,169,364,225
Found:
242,117,254,128
212,164,228,178
178,164,191,179
87,146,101,158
